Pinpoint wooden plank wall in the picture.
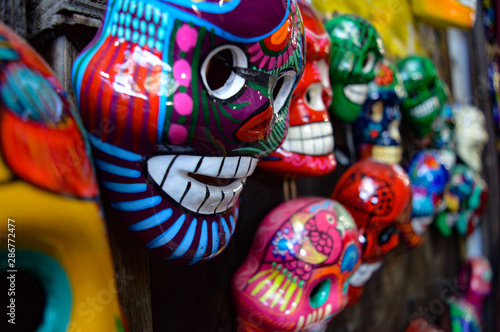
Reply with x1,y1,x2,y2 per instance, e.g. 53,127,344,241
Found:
2,1,496,331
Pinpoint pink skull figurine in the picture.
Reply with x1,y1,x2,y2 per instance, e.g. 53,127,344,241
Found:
72,0,305,264
447,257,492,331
258,0,336,177
232,197,361,332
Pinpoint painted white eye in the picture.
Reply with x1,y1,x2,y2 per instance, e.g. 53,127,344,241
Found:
317,59,331,89
272,71,296,114
361,52,376,74
201,45,247,100
305,82,325,111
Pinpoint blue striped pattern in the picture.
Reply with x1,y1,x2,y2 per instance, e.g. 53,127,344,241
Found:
95,159,141,178
128,209,173,231
146,214,186,248
221,217,230,247
89,134,142,161
189,220,208,265
211,221,219,255
110,196,162,211
168,219,197,260
102,181,147,193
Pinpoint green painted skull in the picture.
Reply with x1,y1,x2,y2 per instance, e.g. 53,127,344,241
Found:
397,56,448,138
325,14,384,123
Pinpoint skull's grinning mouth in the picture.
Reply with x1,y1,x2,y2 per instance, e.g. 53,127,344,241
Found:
343,84,369,105
147,155,258,215
410,96,439,118
188,172,237,187
281,122,334,156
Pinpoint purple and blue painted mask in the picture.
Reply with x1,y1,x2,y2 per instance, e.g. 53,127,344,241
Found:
72,0,305,264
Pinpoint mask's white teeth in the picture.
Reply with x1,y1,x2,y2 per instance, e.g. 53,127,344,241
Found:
281,122,334,156
295,304,333,331
147,155,257,215
349,262,383,287
410,96,439,118
343,84,369,104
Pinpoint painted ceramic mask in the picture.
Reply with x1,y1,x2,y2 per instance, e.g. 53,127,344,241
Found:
325,14,384,123
447,257,492,332
232,197,361,332
258,0,335,177
411,0,477,30
397,56,448,138
353,61,406,164
431,104,456,170
403,150,449,246
435,164,487,237
330,158,411,305
72,0,305,264
0,22,126,331
454,105,488,172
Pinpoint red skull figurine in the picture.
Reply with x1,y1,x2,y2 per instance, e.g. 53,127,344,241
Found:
232,197,361,331
331,158,411,305
258,0,335,177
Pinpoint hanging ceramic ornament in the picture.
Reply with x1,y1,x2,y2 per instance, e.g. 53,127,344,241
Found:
397,56,448,140
0,21,127,331
325,14,384,123
400,150,449,247
72,0,306,264
258,0,336,179
435,164,487,237
330,158,411,305
232,197,361,332
353,60,406,164
447,257,492,331
454,105,488,173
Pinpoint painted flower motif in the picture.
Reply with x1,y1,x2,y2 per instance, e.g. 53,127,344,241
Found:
271,227,299,259
375,63,394,86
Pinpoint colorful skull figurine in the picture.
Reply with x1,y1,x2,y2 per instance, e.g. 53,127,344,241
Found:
232,197,361,332
353,60,406,164
435,164,487,237
402,150,449,247
0,22,127,331
410,0,477,30
258,0,335,177
447,257,492,332
330,159,411,305
454,105,488,172
72,0,305,264
325,14,385,123
397,56,448,138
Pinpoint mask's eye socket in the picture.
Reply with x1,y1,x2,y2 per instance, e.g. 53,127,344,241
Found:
305,82,326,111
272,71,296,114
378,225,397,245
361,52,376,74
201,45,247,100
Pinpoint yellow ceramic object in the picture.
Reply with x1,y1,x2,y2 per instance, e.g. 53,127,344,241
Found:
0,21,127,331
312,0,424,58
410,0,476,30
0,183,127,332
